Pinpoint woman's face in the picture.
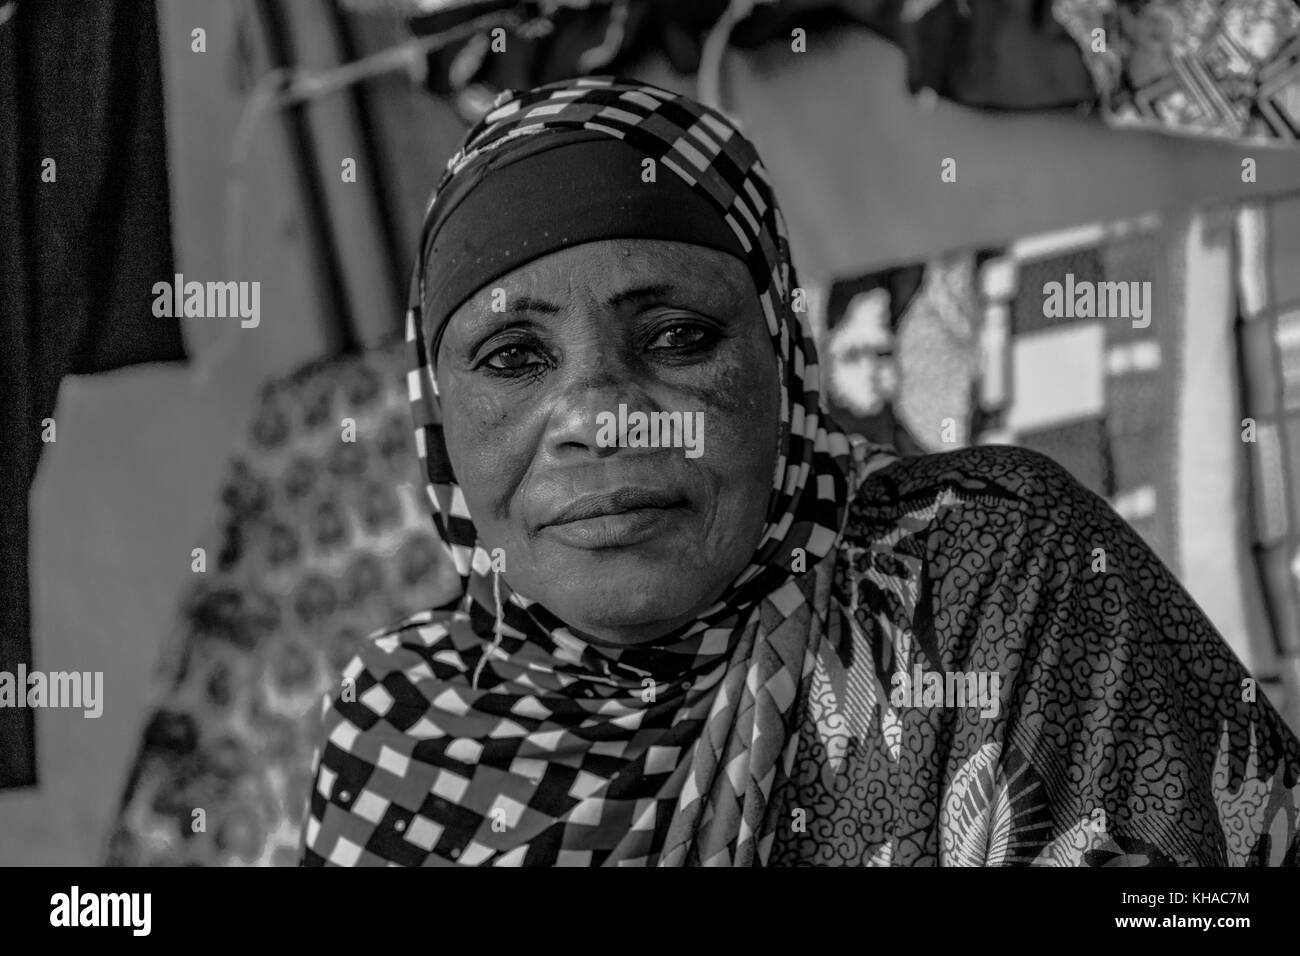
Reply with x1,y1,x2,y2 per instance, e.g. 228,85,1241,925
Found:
435,238,781,646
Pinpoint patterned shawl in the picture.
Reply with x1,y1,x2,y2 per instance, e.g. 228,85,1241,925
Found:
301,77,895,866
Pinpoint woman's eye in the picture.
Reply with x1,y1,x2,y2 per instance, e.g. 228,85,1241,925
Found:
650,324,710,350
482,345,541,371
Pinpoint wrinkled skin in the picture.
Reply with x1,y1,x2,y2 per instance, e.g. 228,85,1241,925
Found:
435,239,782,646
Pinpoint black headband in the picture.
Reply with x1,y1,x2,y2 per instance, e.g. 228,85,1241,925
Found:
420,134,750,359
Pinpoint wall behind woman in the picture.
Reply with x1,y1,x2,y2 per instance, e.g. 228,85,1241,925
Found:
3,10,1297,863
637,29,1300,278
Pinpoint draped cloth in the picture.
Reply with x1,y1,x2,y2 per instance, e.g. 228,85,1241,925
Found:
770,443,1300,866
301,77,897,866
0,0,183,790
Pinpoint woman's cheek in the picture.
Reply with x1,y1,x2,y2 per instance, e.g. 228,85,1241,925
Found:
703,353,776,458
443,378,531,518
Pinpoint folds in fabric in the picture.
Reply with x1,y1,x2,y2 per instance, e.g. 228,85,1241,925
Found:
774,444,1300,865
1056,0,1300,141
0,0,183,790
399,0,1096,122
1237,193,1300,732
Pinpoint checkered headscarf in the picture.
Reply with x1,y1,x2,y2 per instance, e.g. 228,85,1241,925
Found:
302,77,891,867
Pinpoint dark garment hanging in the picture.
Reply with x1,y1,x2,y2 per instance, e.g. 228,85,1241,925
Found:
405,0,1095,118
884,0,1098,109
0,0,185,789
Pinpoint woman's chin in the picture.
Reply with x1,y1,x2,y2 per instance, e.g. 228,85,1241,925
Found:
510,525,750,645
538,570,711,646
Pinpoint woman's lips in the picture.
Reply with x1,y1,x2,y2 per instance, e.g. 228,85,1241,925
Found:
542,507,683,549
539,488,687,549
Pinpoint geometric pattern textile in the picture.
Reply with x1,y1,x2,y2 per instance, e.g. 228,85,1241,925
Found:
1055,0,1300,141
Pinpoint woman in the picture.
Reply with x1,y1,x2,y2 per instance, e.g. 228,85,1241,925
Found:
301,77,1300,866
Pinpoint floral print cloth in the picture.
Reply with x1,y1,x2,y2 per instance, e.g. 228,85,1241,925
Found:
104,339,457,866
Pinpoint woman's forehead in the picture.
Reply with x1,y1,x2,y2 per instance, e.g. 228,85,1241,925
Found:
454,238,753,309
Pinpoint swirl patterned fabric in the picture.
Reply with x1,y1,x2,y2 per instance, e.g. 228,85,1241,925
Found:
770,444,1300,866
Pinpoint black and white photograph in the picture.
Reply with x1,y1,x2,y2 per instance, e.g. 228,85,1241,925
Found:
2,0,1299,932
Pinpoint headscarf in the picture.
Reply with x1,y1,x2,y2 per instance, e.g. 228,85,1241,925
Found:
303,76,894,867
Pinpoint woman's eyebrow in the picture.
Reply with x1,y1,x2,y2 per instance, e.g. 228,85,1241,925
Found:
607,282,677,308
499,280,713,315
503,295,562,315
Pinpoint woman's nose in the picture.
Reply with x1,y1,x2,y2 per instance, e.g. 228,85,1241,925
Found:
541,354,649,460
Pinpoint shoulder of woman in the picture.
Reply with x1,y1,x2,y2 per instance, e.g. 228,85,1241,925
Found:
836,442,1212,669
846,443,1111,544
